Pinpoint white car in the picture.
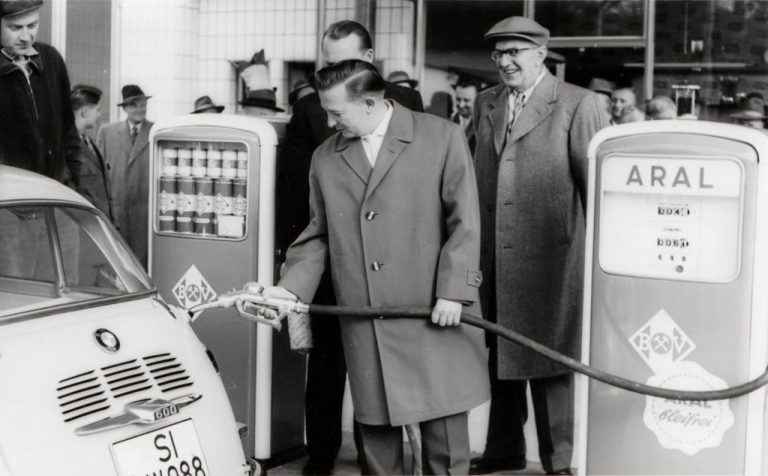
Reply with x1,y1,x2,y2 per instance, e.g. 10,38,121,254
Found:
0,166,253,476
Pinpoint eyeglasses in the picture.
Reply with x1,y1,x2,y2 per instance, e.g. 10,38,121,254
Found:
490,47,536,61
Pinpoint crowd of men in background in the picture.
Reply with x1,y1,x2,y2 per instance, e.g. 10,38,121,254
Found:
2,1,768,475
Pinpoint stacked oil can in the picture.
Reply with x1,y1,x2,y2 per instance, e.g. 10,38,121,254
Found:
158,141,248,238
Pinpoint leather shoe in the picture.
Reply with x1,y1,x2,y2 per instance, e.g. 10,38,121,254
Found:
469,456,526,474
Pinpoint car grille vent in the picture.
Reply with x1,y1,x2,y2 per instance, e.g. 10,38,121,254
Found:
57,353,194,423
57,370,110,423
144,353,194,393
102,358,153,399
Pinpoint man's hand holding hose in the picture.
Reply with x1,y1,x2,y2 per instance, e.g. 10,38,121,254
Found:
262,286,313,355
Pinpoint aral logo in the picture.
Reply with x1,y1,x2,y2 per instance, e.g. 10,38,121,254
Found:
172,265,217,308
644,361,734,455
629,309,695,373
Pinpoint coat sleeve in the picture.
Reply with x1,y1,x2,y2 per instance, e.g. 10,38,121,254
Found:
278,151,330,303
569,91,609,214
435,123,483,304
53,47,81,187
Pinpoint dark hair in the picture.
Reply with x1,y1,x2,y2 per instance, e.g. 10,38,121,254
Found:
455,78,480,92
71,84,102,111
315,59,385,100
323,20,373,50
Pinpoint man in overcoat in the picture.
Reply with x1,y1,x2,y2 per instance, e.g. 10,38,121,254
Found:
277,19,424,475
71,84,112,220
266,59,489,475
0,0,80,184
97,84,154,268
471,16,607,475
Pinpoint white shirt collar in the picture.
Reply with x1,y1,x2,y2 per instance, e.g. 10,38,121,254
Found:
509,69,546,107
361,101,393,167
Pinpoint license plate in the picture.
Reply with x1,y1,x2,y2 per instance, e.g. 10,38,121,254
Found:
111,419,210,476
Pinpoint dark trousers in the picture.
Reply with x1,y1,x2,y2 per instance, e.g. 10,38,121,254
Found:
483,373,574,473
304,273,362,470
359,412,470,475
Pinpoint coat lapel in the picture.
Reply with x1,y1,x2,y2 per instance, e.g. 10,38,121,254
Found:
484,85,509,157
337,136,372,185
364,103,411,201
507,72,556,146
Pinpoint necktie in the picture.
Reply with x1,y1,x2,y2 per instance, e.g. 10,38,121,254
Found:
130,125,138,144
504,93,525,148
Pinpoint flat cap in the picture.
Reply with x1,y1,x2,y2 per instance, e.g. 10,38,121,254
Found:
0,0,43,18
484,16,549,46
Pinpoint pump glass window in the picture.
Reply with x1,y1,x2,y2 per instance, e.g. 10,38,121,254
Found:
0,205,151,317
155,140,249,240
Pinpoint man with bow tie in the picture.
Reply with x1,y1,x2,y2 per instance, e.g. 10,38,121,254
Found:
97,84,154,268
0,0,80,184
471,16,608,476
265,59,488,475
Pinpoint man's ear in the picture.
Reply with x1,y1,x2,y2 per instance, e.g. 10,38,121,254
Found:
364,97,376,109
362,48,375,63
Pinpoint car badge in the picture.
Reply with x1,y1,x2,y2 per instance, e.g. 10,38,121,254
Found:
94,328,120,352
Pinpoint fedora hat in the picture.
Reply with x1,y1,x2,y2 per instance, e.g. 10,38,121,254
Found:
588,77,614,96
484,16,550,46
240,88,284,112
191,95,224,114
387,70,418,88
117,84,151,107
0,0,42,18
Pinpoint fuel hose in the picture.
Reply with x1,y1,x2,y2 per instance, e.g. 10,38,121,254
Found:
301,304,768,401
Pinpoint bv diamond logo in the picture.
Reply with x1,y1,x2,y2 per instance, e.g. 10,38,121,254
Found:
629,309,696,373
172,265,217,308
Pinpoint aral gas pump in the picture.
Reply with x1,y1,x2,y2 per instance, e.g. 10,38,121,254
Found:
147,114,304,467
579,121,768,475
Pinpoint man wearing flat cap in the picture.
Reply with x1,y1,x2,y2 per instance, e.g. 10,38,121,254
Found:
97,84,154,268
0,0,80,184
472,16,608,475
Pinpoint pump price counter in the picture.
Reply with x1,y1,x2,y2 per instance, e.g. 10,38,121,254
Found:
148,114,304,467
579,121,768,476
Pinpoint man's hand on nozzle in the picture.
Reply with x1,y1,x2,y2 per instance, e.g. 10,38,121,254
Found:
431,298,462,327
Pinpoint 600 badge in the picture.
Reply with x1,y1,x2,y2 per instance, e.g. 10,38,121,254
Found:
154,404,179,421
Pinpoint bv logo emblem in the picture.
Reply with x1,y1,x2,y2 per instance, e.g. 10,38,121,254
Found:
629,309,696,373
172,265,217,308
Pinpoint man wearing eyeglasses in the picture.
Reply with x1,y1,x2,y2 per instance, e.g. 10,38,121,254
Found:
472,16,608,475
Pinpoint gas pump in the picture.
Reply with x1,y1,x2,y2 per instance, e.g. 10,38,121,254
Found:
147,114,304,466
579,121,768,475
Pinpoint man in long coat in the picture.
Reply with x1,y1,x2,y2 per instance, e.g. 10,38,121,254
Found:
267,59,489,475
471,17,607,475
277,19,423,475
98,84,153,268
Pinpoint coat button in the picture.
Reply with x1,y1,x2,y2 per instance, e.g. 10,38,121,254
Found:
371,261,383,271
365,211,378,221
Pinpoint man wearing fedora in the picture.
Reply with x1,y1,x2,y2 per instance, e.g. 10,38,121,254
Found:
472,16,607,475
0,0,80,184
97,84,154,268
278,19,424,476
191,95,224,114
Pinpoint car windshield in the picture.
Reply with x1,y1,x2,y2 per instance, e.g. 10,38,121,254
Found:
0,204,152,317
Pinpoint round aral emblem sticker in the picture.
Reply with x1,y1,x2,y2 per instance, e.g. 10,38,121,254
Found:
643,361,734,455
